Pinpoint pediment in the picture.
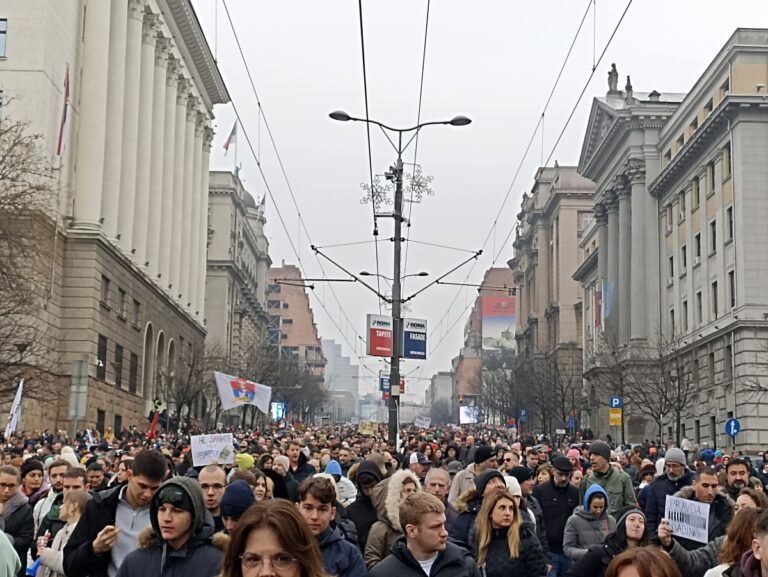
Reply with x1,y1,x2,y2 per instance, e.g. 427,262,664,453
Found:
578,99,621,177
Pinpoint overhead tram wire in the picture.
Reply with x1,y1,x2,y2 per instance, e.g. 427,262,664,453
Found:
222,0,378,378
357,0,384,314
401,0,431,296
423,0,634,369
220,0,374,368
425,0,595,348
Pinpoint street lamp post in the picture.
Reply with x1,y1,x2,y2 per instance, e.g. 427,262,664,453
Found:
330,111,470,448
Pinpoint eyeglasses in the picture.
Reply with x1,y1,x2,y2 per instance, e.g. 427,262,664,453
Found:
0,483,17,491
503,458,514,463
241,552,298,571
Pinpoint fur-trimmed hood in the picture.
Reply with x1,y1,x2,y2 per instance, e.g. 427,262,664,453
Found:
370,469,421,530
673,485,735,507
453,487,480,514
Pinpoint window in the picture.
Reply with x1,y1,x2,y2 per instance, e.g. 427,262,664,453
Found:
710,221,717,254
710,416,717,447
100,275,111,307
704,98,714,117
693,356,700,384
117,288,126,317
670,308,676,334
706,163,715,195
114,344,124,388
694,234,702,264
676,134,685,152
267,300,280,308
726,206,734,240
97,335,107,380
0,20,6,58
132,299,141,325
695,419,701,444
96,410,106,435
666,204,674,232
282,302,289,309
696,291,703,324
728,270,736,309
722,142,732,180
720,78,730,99
663,149,672,164
681,245,688,271
708,352,715,385
682,300,689,332
712,281,719,319
281,333,288,340
114,414,122,435
692,177,700,209
724,344,733,381
129,352,138,394
282,318,293,325
678,191,686,221
689,117,699,135
267,284,281,294
668,256,674,281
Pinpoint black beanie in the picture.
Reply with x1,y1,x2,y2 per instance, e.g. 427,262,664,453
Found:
509,466,533,484
20,459,44,479
220,480,255,518
474,446,495,465
475,469,505,497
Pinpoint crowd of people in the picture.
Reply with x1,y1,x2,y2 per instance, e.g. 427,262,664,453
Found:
0,424,765,577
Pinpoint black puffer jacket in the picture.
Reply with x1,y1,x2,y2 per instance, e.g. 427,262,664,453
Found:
368,537,481,577
478,523,547,577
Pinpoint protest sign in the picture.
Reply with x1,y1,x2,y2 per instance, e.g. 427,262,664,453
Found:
414,415,431,429
358,420,376,436
191,433,235,467
665,495,709,544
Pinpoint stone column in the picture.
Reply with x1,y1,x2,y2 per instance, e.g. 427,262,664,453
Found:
147,37,170,278
628,159,648,341
117,0,145,252
132,12,158,267
198,127,213,319
189,113,204,315
169,76,189,296
595,203,608,282
72,0,112,229
159,59,179,285
606,191,620,340
617,176,632,344
100,0,127,237
179,97,197,305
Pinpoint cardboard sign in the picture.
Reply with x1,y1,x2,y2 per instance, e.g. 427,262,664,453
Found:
665,495,709,544
190,433,235,467
414,415,431,429
358,420,377,436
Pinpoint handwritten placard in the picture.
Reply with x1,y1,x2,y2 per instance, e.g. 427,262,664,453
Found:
191,433,235,467
414,416,432,429
665,495,709,544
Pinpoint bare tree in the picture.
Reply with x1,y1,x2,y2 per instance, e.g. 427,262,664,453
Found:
0,109,58,399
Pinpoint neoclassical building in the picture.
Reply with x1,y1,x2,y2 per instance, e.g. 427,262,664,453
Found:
0,0,228,431
576,29,768,450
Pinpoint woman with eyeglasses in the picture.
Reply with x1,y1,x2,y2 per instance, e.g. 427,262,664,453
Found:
473,487,546,577
221,500,325,577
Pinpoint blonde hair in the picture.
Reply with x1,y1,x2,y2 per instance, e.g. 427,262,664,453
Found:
476,488,521,566
399,492,445,530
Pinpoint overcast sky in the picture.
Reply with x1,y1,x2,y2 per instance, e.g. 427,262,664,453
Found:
190,0,768,400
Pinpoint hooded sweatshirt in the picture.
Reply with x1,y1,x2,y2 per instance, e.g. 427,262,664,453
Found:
364,469,421,569
343,460,383,549
563,485,616,560
114,477,223,577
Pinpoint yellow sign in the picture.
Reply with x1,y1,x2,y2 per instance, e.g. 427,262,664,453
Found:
358,420,376,437
609,408,622,427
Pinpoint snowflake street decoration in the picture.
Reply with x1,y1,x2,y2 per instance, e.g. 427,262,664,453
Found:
360,175,393,210
405,165,434,203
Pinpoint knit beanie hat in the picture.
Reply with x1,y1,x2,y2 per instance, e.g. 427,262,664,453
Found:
474,446,495,465
21,458,44,478
567,448,581,460
509,466,533,484
475,469,505,497
664,448,686,466
273,455,290,473
589,440,612,461
505,475,522,496
220,480,255,518
235,453,255,472
151,477,205,536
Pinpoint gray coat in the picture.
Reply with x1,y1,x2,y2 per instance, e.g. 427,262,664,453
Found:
665,536,724,577
563,508,616,561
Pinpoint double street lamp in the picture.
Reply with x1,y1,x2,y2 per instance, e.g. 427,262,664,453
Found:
330,110,471,447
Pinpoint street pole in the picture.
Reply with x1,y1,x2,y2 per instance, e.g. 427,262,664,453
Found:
388,134,403,449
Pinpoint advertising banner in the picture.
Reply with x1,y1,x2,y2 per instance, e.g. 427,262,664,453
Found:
481,296,517,351
379,372,405,394
609,408,622,426
366,314,393,357
402,318,427,360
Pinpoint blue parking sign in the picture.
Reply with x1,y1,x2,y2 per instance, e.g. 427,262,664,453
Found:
610,396,623,409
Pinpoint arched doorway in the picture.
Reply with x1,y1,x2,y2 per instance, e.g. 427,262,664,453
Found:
155,332,166,402
142,323,155,401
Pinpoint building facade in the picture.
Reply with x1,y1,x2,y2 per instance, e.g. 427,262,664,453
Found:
509,166,594,434
576,29,768,449
206,171,270,366
266,263,325,377
0,0,228,432
321,339,359,422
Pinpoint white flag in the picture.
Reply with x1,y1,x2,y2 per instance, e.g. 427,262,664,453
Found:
214,371,272,414
4,380,24,439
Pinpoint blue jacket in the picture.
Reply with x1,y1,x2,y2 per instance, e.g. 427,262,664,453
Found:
643,470,693,536
317,526,366,577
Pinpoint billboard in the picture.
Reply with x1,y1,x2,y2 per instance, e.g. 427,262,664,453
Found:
270,402,287,422
366,314,393,357
481,296,517,351
402,318,427,360
459,405,480,424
